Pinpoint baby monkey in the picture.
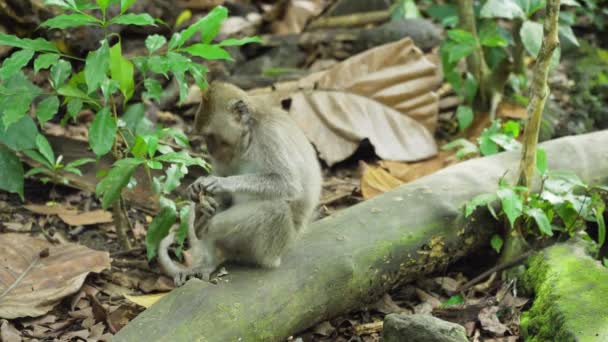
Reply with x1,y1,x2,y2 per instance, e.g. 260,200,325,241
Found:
158,82,322,285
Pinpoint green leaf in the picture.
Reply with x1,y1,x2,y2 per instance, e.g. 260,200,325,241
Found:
36,96,60,126
527,207,553,235
462,73,478,105
130,135,148,158
109,42,135,101
595,207,606,246
96,159,143,209
169,6,228,49
200,6,228,44
96,0,110,14
0,50,34,80
497,187,524,228
41,13,101,29
448,44,476,63
160,127,189,147
0,33,58,53
479,22,509,47
558,24,579,47
146,206,177,260
88,107,117,156
0,146,24,200
163,164,185,194
44,0,72,9
34,53,60,73
456,106,474,131
520,20,561,66
465,193,498,217
502,120,520,137
66,157,95,169
145,135,159,158
85,41,110,93
110,13,156,26
143,78,163,102
57,84,92,101
145,34,167,54
442,294,464,307
447,29,477,44
490,234,503,253
120,0,136,13
173,71,189,105
50,60,72,88
66,98,83,120
23,149,53,168
0,116,38,151
181,44,233,60
175,204,191,257
147,160,163,169
547,170,586,189
514,0,545,16
426,4,459,27
218,36,263,46
156,151,206,167
441,138,479,159
481,0,525,19
561,0,580,6
25,167,52,178
536,148,547,175
35,134,55,165
0,73,42,128
490,133,521,151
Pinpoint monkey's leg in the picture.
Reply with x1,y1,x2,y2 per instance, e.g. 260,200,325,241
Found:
201,199,296,275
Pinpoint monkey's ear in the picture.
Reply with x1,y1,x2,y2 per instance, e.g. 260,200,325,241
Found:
230,99,252,126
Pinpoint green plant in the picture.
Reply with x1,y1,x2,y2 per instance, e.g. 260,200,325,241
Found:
466,156,607,255
0,0,260,256
23,134,95,184
435,0,581,129
441,119,522,159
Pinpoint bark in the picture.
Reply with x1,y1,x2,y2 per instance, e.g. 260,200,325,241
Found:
456,0,491,110
503,0,562,264
115,131,608,342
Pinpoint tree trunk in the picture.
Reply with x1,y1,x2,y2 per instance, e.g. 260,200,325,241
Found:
115,131,608,342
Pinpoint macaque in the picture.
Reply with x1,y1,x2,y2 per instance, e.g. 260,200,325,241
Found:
158,82,322,285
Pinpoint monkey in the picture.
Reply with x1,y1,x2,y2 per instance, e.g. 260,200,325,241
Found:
158,82,322,286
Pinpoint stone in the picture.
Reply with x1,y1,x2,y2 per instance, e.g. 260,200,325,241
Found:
382,314,468,342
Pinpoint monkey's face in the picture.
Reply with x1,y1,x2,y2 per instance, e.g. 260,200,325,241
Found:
201,100,252,163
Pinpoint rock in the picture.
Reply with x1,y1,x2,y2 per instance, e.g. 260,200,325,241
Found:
382,314,468,342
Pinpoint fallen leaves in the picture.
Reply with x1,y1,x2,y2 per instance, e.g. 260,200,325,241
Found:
252,38,440,166
360,151,456,199
123,293,167,309
24,203,113,226
0,233,111,319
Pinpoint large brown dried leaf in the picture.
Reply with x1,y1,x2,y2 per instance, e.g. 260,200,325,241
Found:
251,38,440,166
0,233,111,319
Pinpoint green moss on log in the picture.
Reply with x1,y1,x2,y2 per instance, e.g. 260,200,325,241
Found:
522,241,608,341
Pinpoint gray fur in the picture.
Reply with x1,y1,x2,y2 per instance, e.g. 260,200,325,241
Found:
158,82,322,285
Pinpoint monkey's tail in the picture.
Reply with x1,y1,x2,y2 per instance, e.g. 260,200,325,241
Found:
158,228,188,278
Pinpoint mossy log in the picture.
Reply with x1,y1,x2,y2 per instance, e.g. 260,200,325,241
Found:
115,131,608,342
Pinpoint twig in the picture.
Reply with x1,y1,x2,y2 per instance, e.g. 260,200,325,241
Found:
307,10,390,30
458,249,536,292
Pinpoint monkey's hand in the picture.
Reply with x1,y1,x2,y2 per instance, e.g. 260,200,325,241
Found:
188,176,229,197
196,194,218,221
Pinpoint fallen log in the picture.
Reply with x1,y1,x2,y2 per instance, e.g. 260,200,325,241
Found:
115,131,608,342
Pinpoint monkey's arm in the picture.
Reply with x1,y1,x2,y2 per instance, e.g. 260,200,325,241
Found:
193,173,302,199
